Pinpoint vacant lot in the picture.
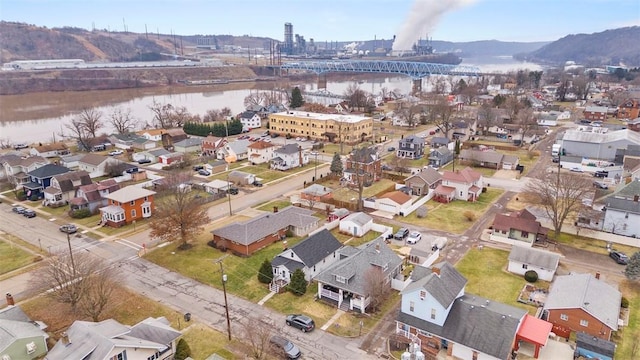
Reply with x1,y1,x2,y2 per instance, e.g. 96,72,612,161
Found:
332,179,396,202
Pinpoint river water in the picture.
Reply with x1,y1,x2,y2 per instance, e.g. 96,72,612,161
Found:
0,56,542,144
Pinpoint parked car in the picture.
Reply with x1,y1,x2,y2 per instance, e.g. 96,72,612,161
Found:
387,147,396,152
285,314,315,332
394,228,409,240
137,158,152,164
270,335,301,359
551,157,559,163
609,251,629,265
429,130,436,135
593,181,608,189
381,164,392,171
23,209,36,218
407,231,422,244
594,171,608,178
59,224,78,234
198,169,211,176
12,206,27,214
227,187,239,195
13,143,28,150
570,167,583,172
193,165,204,171
108,150,123,156
253,181,263,187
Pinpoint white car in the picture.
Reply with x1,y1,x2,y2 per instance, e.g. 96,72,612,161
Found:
407,231,422,244
108,150,123,156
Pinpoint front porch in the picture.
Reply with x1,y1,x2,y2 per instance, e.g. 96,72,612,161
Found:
317,284,369,313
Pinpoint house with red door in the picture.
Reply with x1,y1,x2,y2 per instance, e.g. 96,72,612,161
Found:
99,186,156,227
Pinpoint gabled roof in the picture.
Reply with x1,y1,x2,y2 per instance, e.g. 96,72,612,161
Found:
1,154,48,167
603,179,640,213
459,149,504,164
248,140,274,149
0,305,48,353
492,212,543,234
79,153,110,166
173,137,203,148
275,143,301,155
211,206,318,245
239,110,259,119
302,184,332,196
349,147,378,164
400,135,425,146
227,139,250,154
27,163,70,178
52,170,92,192
431,136,450,145
403,262,467,309
149,148,171,157
405,167,442,185
128,317,181,347
315,238,402,296
544,273,621,331
104,186,156,203
508,245,560,270
576,332,616,358
32,142,68,152
397,294,526,360
378,190,412,205
442,167,482,184
272,229,342,270
341,212,372,226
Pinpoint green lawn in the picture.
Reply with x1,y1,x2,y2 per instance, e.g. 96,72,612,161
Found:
264,284,337,329
0,239,37,275
331,228,382,247
455,248,539,314
613,280,640,359
181,323,237,359
256,199,292,212
401,188,503,234
144,233,306,303
332,179,396,202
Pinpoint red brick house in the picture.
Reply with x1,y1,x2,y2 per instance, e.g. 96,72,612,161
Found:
618,99,639,120
201,135,227,158
344,147,381,186
583,106,608,121
100,186,156,227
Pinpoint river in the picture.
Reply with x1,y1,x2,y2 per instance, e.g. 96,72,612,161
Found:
0,56,542,145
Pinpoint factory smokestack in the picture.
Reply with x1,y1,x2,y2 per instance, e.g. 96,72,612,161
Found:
392,0,476,51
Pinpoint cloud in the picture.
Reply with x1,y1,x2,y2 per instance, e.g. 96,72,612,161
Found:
392,0,477,51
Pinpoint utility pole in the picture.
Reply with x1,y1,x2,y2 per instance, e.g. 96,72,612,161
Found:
214,255,231,341
66,232,76,275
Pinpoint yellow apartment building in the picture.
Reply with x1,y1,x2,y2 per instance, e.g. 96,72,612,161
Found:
268,111,374,144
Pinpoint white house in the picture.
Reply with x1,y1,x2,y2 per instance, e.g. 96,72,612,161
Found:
78,154,119,178
270,144,308,171
238,111,262,131
29,142,69,158
507,245,560,282
203,179,232,194
136,129,165,142
173,138,203,153
339,212,373,237
0,154,48,185
602,179,640,237
271,229,342,286
434,167,483,203
223,139,251,163
247,140,275,164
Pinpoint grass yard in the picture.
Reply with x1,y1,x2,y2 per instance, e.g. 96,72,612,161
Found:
328,292,401,337
402,188,503,234
332,179,396,203
612,280,640,359
0,239,38,275
331,228,382,247
144,230,305,303
264,286,337,328
256,199,292,212
439,160,498,177
555,232,640,256
455,248,538,314
181,323,237,359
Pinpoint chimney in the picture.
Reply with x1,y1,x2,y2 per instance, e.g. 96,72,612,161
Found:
432,267,441,276
273,206,278,213
375,243,380,252
595,272,600,279
6,293,14,306
634,195,639,202
61,332,70,345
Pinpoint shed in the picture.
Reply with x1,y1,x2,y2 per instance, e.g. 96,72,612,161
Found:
339,212,373,237
227,170,255,185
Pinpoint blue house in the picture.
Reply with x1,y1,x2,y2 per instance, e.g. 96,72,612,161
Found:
23,164,70,199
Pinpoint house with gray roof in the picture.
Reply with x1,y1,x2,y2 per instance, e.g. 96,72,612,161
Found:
270,144,307,171
227,170,255,185
315,237,402,313
543,273,621,341
0,305,49,360
602,179,640,237
173,137,203,153
430,137,451,149
397,135,425,159
271,229,343,289
404,167,442,196
459,149,520,170
46,317,180,360
222,139,250,162
210,206,319,256
43,170,92,206
108,133,156,150
507,245,560,281
338,212,373,237
396,262,552,359
300,184,333,203
428,147,453,169
1,154,48,186
23,164,70,199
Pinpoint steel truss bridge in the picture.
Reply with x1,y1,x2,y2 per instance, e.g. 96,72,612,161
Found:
280,60,481,79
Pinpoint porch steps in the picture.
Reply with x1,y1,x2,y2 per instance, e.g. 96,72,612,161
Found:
339,301,350,312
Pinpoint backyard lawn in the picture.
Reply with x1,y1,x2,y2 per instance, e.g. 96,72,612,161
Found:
455,247,539,314
402,188,504,233
181,323,237,359
332,179,396,203
331,228,382,247
0,238,38,275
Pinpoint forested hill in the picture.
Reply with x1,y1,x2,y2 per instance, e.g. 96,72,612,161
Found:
516,26,640,67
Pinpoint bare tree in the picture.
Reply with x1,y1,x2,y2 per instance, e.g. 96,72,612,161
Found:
364,266,390,313
149,101,177,129
203,109,223,122
516,107,537,147
344,84,371,111
431,97,456,139
348,147,376,211
79,259,121,321
396,101,421,128
503,96,523,123
525,172,593,238
244,91,268,108
109,107,137,134
64,118,93,152
149,172,211,249
303,102,330,113
242,317,274,359
77,108,104,138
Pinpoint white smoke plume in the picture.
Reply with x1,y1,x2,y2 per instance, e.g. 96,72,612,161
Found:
392,0,477,51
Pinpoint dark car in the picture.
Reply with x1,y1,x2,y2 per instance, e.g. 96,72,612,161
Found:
594,171,608,178
193,165,205,171
285,314,315,332
198,169,211,176
610,251,629,265
12,206,26,214
270,335,301,359
381,164,392,171
394,228,410,240
137,158,152,164
387,147,396,152
227,187,239,195
59,224,78,234
253,181,263,187
23,209,36,218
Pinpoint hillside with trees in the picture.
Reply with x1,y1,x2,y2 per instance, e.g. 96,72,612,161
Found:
517,26,640,67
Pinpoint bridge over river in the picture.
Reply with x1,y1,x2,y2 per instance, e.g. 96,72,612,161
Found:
279,59,482,91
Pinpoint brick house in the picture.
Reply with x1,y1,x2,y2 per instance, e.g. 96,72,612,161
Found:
583,106,608,121
99,186,156,227
344,147,381,186
543,273,621,341
201,135,227,158
300,184,333,203
617,99,639,120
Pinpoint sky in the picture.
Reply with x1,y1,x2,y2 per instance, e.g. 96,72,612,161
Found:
1,0,639,46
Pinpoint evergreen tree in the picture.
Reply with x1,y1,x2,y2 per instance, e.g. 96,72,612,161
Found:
330,153,343,178
174,338,192,360
258,259,273,284
288,269,307,296
290,87,304,108
625,251,640,281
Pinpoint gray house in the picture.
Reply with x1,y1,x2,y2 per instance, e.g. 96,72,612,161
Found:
430,137,451,149
428,148,453,168
271,229,343,288
397,135,425,159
